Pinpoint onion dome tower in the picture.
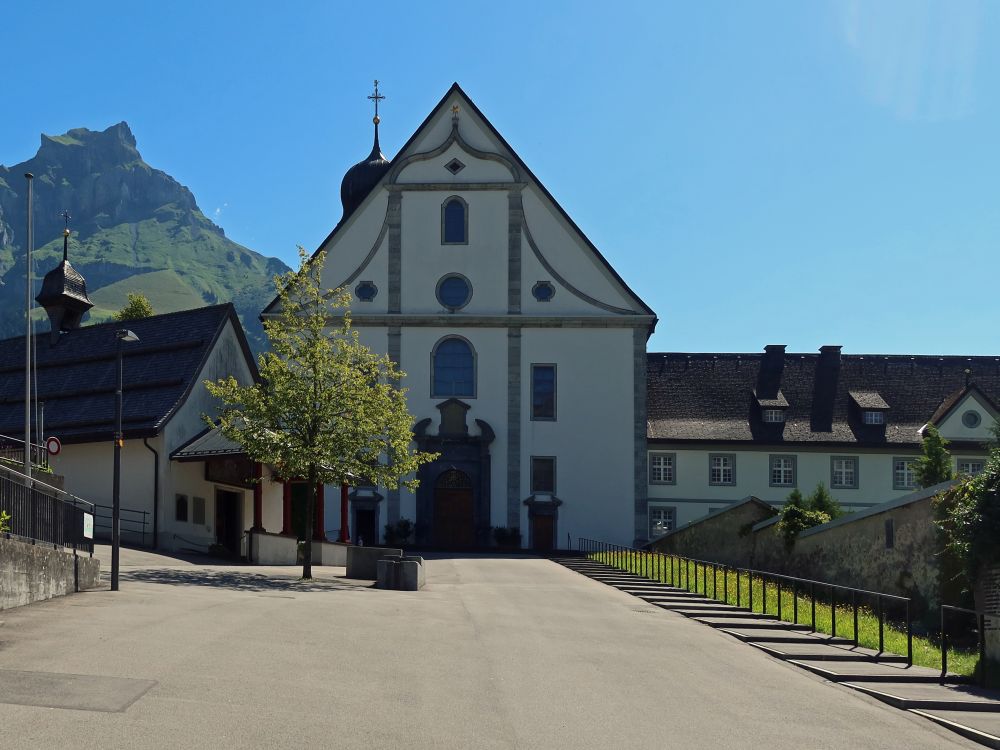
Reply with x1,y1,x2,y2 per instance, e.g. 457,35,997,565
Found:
340,80,391,220
35,212,93,341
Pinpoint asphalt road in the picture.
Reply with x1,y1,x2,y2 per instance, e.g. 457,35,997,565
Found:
0,549,978,749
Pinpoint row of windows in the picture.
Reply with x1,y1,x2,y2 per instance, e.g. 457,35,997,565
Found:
649,452,986,491
355,276,556,305
431,337,556,420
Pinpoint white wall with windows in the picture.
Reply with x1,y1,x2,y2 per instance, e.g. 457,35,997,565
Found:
645,445,990,534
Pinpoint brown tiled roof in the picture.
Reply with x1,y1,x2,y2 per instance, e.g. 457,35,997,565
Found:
647,350,1000,447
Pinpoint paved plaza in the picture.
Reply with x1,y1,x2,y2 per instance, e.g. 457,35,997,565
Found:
0,548,980,749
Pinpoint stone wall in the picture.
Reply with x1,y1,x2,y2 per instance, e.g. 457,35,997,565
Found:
0,536,101,610
650,498,776,567
652,486,946,620
977,565,1000,668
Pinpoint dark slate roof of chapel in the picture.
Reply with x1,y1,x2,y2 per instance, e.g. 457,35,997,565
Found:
647,349,1000,448
0,304,255,444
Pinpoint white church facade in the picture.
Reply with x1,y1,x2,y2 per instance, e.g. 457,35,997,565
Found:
264,83,657,549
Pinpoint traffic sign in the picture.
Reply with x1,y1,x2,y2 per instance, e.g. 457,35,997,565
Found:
45,436,61,456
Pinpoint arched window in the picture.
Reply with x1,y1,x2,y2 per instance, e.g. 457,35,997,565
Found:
442,197,468,244
432,337,475,398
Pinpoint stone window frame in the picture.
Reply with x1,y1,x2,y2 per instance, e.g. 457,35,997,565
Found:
530,456,557,495
830,456,859,490
648,505,677,537
354,280,378,302
430,335,477,399
531,280,555,302
441,195,469,245
175,494,188,523
962,410,982,429
768,454,797,488
530,363,557,421
708,453,736,486
648,451,676,485
435,273,473,312
892,456,917,491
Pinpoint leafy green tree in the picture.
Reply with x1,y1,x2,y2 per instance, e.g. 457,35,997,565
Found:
205,248,437,578
914,424,954,488
776,483,844,549
807,482,842,519
0,509,10,534
113,292,154,321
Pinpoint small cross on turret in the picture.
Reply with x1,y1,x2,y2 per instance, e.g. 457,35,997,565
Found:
368,79,385,125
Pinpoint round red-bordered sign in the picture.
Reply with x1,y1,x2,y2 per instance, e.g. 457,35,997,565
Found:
45,436,62,456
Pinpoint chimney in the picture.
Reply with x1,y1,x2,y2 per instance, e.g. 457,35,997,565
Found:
811,346,842,432
757,345,786,398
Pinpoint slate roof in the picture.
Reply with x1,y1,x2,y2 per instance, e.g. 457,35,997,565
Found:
647,348,1000,448
0,304,255,444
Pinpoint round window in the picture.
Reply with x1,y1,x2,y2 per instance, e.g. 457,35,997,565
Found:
532,281,555,302
962,410,982,429
437,274,471,310
355,281,378,302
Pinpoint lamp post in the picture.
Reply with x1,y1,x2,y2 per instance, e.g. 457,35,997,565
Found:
112,329,139,591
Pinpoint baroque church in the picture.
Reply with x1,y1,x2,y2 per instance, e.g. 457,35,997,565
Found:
263,83,657,550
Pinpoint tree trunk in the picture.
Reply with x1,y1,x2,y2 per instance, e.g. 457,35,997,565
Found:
302,463,317,579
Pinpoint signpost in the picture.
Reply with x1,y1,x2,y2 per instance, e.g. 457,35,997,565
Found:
82,512,93,540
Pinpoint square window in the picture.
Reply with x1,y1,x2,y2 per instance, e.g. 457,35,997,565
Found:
531,365,556,420
709,454,735,485
531,457,556,494
649,507,676,537
864,411,885,425
762,409,785,423
893,458,916,490
649,453,676,484
769,455,796,487
831,457,859,489
175,494,188,523
958,460,984,476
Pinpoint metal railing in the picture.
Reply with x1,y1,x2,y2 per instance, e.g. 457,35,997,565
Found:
579,538,914,667
0,433,49,471
0,463,93,554
92,504,150,548
941,605,988,686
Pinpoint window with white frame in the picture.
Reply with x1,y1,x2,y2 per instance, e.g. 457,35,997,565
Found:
649,452,676,484
831,456,858,489
863,411,885,425
762,409,785,423
709,454,735,485
958,460,985,476
769,455,795,487
893,458,917,490
649,507,676,537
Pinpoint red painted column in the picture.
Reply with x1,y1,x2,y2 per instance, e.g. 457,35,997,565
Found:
252,463,264,531
281,481,292,535
338,482,350,543
313,483,326,541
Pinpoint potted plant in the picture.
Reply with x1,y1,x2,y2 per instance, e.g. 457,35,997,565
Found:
493,526,521,551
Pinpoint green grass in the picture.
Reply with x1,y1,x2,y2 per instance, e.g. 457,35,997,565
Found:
589,551,981,678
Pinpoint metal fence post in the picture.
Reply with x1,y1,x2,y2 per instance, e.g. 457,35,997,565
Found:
877,594,884,654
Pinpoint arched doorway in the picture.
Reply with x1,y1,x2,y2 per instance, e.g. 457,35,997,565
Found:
433,468,475,548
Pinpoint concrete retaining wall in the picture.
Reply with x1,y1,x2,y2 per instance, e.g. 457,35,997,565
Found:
0,536,101,610
651,498,775,567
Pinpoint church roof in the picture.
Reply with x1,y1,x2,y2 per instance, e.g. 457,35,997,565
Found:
647,349,1000,447
0,304,256,444
262,82,655,323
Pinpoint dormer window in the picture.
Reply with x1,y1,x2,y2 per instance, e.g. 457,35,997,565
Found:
863,411,885,425
762,409,785,423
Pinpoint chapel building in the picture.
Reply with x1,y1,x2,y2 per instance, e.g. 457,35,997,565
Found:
263,83,657,549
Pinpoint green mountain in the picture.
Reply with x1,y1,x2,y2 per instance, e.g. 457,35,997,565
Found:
0,122,288,349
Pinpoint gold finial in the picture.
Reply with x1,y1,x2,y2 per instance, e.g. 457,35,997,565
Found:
63,228,70,237
451,104,460,115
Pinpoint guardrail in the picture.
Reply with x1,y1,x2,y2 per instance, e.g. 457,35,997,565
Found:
941,605,988,686
0,433,49,471
92,504,150,548
579,538,914,667
0,463,93,554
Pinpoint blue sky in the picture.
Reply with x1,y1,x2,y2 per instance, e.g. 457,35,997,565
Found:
3,1,997,354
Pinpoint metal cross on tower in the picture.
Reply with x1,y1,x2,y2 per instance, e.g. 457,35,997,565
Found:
368,79,385,123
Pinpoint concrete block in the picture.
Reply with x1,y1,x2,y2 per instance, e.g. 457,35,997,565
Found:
402,556,426,589
399,560,423,591
346,545,403,580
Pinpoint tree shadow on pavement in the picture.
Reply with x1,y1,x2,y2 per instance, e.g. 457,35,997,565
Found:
118,568,373,593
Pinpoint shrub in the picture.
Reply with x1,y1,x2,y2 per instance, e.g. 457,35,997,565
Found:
0,510,10,534
384,518,414,546
493,526,521,547
776,483,843,550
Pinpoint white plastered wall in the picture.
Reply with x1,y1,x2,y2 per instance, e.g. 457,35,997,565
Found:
936,392,999,442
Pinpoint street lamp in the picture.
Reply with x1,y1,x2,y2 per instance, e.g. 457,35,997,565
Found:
111,329,139,591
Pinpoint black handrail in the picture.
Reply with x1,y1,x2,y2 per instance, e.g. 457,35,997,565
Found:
941,605,987,686
578,537,914,666
0,464,93,554
92,503,150,548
